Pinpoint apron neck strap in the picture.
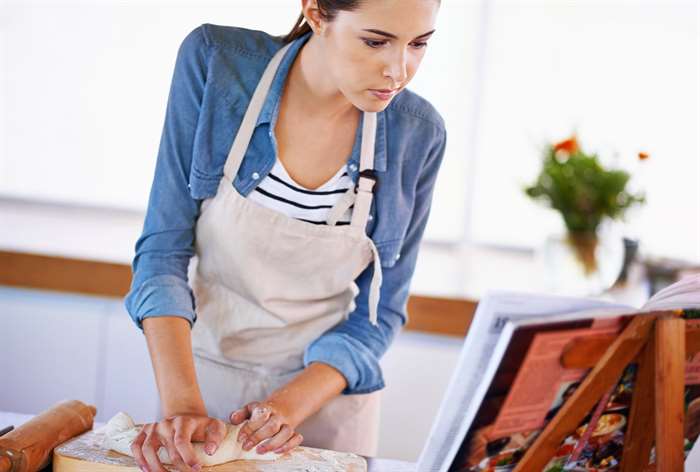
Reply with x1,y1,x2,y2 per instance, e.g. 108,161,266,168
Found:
349,111,377,229
359,111,377,173
223,41,379,186
223,41,294,182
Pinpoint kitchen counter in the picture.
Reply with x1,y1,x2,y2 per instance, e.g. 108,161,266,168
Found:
0,411,416,472
0,195,651,305
0,195,509,299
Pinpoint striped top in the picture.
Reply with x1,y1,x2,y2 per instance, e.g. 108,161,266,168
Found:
248,158,354,225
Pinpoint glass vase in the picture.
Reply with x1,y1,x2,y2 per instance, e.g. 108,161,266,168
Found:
537,222,625,296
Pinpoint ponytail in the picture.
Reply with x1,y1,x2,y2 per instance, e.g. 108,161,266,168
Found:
283,13,313,44
282,1,365,44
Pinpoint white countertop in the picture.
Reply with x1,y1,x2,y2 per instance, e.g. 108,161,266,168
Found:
0,410,415,471
0,196,650,306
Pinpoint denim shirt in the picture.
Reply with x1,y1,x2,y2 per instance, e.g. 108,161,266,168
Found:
124,24,447,395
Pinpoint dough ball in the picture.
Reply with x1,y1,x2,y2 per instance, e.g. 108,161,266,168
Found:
101,412,281,466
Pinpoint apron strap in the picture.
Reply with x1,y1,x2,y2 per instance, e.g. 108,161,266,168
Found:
327,194,383,328
325,187,356,226
325,112,382,327
326,111,377,230
349,112,377,229
367,239,382,327
223,42,294,182
226,44,383,328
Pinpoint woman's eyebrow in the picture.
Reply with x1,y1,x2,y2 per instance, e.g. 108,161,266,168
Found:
361,29,436,40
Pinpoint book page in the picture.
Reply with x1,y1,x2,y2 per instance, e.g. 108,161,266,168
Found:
417,292,631,472
444,316,700,471
445,320,620,472
488,324,621,439
418,277,700,472
642,274,700,312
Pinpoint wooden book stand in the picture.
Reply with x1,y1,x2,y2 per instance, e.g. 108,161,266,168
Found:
512,310,697,472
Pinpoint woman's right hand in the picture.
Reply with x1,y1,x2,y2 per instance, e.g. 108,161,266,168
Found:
130,413,228,472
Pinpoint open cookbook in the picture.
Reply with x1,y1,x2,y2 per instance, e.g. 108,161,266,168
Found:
417,275,700,472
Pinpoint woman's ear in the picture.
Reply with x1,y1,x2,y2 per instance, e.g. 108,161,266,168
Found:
301,0,325,35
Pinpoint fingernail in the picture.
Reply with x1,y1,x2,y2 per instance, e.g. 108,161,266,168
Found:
205,443,216,455
192,465,201,472
256,446,265,454
243,440,253,450
140,467,148,472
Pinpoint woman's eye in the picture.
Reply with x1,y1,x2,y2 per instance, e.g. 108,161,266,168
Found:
363,39,429,49
363,39,387,48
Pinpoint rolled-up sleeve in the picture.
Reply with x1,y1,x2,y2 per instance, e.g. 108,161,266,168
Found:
303,126,448,395
124,25,210,331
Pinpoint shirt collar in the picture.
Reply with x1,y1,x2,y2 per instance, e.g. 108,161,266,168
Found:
256,32,310,127
256,31,387,173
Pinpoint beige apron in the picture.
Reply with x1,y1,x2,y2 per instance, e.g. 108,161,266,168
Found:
187,41,384,456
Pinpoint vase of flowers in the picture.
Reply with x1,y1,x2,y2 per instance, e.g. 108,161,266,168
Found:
525,135,646,293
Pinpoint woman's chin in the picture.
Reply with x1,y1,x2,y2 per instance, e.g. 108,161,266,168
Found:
354,93,394,113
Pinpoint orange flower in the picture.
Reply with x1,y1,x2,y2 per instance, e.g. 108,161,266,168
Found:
638,152,649,161
553,136,579,155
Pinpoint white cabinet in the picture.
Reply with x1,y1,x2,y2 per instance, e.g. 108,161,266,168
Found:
379,331,463,461
100,301,160,423
0,285,463,461
0,286,159,424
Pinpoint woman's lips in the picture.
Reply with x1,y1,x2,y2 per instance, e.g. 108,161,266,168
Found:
369,89,398,100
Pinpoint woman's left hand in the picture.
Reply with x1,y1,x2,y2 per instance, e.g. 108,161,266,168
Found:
229,401,303,455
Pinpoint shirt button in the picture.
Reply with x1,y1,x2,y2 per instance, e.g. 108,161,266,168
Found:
252,172,260,180
368,214,374,221
349,163,358,172
395,253,401,260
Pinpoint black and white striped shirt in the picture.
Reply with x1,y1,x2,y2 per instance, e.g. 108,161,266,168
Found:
249,158,353,225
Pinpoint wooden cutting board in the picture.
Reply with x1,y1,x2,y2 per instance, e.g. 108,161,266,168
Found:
53,426,367,471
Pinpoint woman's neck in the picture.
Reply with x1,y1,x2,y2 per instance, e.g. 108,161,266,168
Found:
283,34,358,123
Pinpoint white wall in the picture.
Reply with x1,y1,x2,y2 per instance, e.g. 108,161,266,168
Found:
0,0,472,243
0,0,298,211
3,0,696,259
469,0,700,262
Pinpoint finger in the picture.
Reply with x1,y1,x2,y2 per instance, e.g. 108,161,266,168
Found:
141,434,169,472
203,418,227,456
171,417,200,468
255,424,293,454
229,407,249,425
243,415,283,451
161,435,193,472
170,417,200,470
239,406,271,446
237,403,265,442
274,432,303,454
130,428,149,470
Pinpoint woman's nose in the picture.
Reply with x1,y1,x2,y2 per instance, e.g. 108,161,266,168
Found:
385,49,408,86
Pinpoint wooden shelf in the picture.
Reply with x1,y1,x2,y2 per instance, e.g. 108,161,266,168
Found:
0,250,476,337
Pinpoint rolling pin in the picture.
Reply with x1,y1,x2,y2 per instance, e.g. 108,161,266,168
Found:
0,400,96,472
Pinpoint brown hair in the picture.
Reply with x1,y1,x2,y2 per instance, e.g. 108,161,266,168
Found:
283,1,365,43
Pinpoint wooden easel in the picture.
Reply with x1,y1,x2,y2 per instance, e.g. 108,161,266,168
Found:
512,310,699,472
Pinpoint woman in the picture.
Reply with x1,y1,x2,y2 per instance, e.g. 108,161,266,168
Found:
124,0,446,470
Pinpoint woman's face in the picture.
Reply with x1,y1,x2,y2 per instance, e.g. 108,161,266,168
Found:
311,0,440,113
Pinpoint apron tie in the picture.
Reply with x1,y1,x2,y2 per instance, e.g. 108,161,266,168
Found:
367,239,382,327
325,187,356,226
327,188,382,328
